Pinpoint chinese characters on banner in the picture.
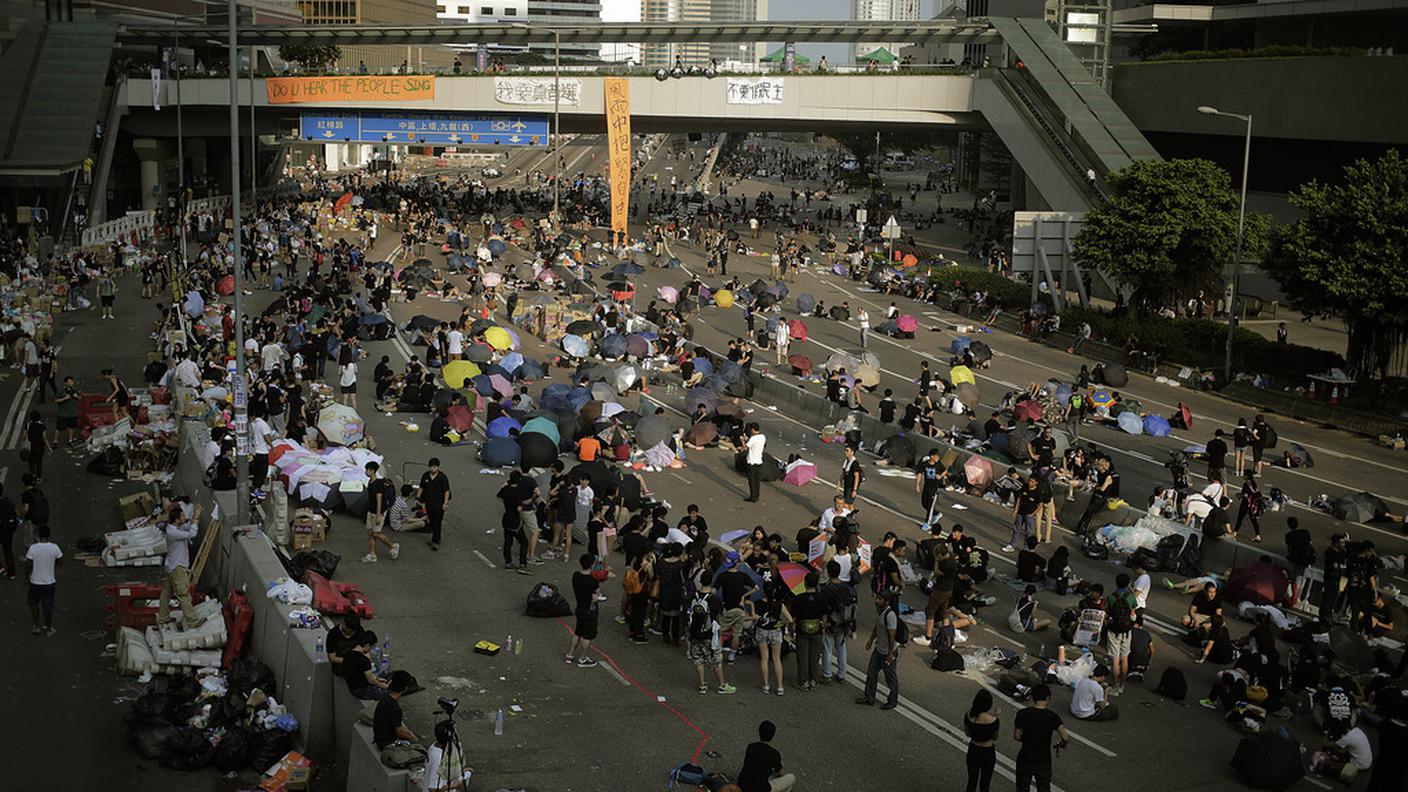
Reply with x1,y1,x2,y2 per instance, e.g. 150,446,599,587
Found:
265,76,435,104
604,78,631,240
493,77,583,106
726,78,785,105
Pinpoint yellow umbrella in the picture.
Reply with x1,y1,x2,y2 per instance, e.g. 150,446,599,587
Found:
443,360,482,389
950,365,976,386
714,289,735,309
484,326,512,351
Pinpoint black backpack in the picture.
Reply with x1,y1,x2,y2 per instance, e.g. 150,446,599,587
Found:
886,607,910,647
931,646,965,672
1108,591,1137,634
1154,667,1187,701
825,582,857,633
687,595,715,643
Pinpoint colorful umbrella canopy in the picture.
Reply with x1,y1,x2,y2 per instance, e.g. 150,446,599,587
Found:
788,354,812,375
1089,389,1115,407
963,454,993,488
317,403,365,446
487,415,521,439
488,373,513,398
522,416,561,444
950,365,976,386
1117,411,1144,434
484,326,513,351
775,562,810,595
481,271,503,287
657,285,679,304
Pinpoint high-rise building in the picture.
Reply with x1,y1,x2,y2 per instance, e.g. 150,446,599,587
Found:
641,0,767,68
527,0,602,60
599,0,641,63
436,0,527,23
852,0,920,63
299,0,454,70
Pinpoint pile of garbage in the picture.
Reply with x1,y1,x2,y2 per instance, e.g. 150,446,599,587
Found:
123,659,307,780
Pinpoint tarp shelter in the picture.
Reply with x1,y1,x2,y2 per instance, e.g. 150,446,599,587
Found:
762,48,810,64
1231,730,1304,790
856,47,897,63
317,404,365,446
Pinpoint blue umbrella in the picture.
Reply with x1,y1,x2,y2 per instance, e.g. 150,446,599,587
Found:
519,358,546,380
1118,411,1144,435
951,336,973,355
487,415,522,439
472,374,497,396
487,238,507,257
988,431,1010,454
358,313,390,326
500,351,525,373
692,357,714,376
1143,414,1172,437
479,436,521,467
561,334,589,358
600,334,628,358
797,293,817,314
666,257,682,269
567,387,592,413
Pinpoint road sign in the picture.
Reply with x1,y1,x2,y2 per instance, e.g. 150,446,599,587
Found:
299,111,548,146
882,215,901,239
855,208,868,224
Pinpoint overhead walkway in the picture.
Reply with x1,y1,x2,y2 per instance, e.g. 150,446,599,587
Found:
977,17,1160,211
0,21,117,175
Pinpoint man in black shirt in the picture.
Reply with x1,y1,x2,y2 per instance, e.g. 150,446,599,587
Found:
1017,536,1046,582
566,553,601,668
1007,476,1042,552
419,457,452,551
983,411,1004,439
372,671,418,749
497,471,531,571
878,389,896,424
737,720,794,792
677,504,709,550
1014,684,1070,792
1319,533,1347,622
1205,429,1228,481
343,631,387,700
324,613,362,671
363,462,400,563
915,449,944,520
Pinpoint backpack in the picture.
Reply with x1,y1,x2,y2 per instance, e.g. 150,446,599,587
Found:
931,646,965,672
1107,591,1136,633
825,582,857,633
668,762,708,789
687,596,715,643
1154,667,1187,701
886,607,910,647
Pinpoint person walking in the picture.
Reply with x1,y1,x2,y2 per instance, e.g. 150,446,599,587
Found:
96,269,117,319
497,470,532,574
157,505,205,629
963,689,1000,792
1005,475,1040,553
419,457,451,551
773,319,790,366
1233,471,1266,542
1013,684,1071,792
791,571,825,691
856,588,901,710
25,523,62,636
23,410,48,483
362,461,400,563
743,422,766,503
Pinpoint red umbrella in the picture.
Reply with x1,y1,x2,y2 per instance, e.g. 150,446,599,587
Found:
776,562,810,595
215,275,235,295
788,320,808,341
1179,402,1194,430
1013,401,1044,423
333,192,353,214
788,354,812,375
896,315,918,333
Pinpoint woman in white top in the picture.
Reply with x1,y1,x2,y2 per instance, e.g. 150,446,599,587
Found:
1184,472,1227,525
423,721,471,792
339,358,358,408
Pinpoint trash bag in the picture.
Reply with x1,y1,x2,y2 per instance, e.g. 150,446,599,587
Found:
161,726,214,771
128,716,179,759
288,548,341,582
210,725,254,772
526,581,572,617
130,690,170,721
86,447,126,476
227,658,277,698
249,728,295,770
209,691,247,728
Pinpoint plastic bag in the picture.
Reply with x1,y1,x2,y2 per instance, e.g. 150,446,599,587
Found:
127,716,178,759
227,658,276,698
1053,652,1097,687
266,577,313,605
210,725,252,772
249,728,295,770
160,726,213,771
288,548,341,582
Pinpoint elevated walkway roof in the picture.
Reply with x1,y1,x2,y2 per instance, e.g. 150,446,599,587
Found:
0,21,116,175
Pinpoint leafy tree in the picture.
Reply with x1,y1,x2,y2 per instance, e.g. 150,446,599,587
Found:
278,44,342,72
1073,158,1267,305
1265,149,1408,379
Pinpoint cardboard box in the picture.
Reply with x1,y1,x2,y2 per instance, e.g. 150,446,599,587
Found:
291,532,313,551
292,508,326,543
118,492,155,522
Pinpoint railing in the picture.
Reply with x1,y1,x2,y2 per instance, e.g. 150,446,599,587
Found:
81,210,156,248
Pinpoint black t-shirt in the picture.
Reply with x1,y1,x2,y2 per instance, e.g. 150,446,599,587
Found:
717,569,752,609
1015,706,1064,764
325,627,354,663
572,570,600,615
678,515,709,539
1016,490,1041,515
792,590,827,621
919,461,943,493
419,471,451,512
1017,550,1046,581
879,397,896,424
26,419,45,450
372,695,403,749
1031,436,1056,466
1205,438,1228,467
1097,469,1121,498
342,650,374,692
984,418,1004,438
737,741,783,792
1191,591,1221,616
621,531,652,566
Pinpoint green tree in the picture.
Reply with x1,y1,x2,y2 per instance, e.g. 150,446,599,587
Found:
1265,149,1408,379
278,43,342,73
1073,158,1267,305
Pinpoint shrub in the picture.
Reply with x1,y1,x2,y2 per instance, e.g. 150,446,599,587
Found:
926,265,1030,306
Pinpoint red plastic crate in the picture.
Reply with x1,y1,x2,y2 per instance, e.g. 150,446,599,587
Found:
103,582,208,629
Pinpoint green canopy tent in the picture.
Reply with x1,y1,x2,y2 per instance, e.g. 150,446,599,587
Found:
857,47,898,64
761,48,811,65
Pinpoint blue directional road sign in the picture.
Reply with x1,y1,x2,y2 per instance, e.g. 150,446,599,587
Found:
299,111,549,147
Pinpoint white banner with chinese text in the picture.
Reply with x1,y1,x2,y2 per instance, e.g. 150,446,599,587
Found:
726,78,784,105
493,77,582,106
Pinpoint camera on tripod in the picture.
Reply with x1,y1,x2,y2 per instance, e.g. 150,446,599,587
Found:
436,697,459,718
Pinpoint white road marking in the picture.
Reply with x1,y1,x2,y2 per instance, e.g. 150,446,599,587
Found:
472,550,497,568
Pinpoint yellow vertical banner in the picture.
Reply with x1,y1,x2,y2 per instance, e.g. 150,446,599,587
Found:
604,78,632,240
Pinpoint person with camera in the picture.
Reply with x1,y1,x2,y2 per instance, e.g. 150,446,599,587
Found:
425,716,473,791
1014,684,1071,792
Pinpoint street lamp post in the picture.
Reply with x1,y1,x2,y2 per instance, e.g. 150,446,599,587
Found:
227,0,250,524
174,21,186,267
1197,105,1252,385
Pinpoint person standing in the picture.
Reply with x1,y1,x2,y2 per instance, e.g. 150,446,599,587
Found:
157,505,205,629
565,553,602,667
857,308,870,349
1233,471,1265,542
1005,475,1041,553
54,376,79,446
338,336,361,408
25,523,62,636
419,457,451,551
1320,533,1347,624
743,423,766,503
362,461,400,563
1205,429,1229,481
855,589,901,710
497,471,532,573
1013,684,1071,792
820,558,854,684
96,269,117,319
839,444,862,506
737,720,796,792
915,448,944,520
773,319,790,366
963,689,1000,792
791,571,825,691
1105,575,1138,693
23,410,48,483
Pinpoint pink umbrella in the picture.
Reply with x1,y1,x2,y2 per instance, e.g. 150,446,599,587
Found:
788,320,808,341
783,459,817,486
896,315,918,333
488,373,513,398
536,270,555,283
1013,401,1044,423
481,271,503,287
963,454,993,488
658,285,679,304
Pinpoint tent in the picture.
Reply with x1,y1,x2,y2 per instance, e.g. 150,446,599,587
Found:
1101,363,1129,388
1223,560,1291,607
1143,414,1172,437
857,47,897,63
317,404,365,446
880,434,917,467
963,455,993,488
761,47,810,64
1117,411,1144,435
479,437,522,468
518,431,559,468
1231,730,1304,790
1332,492,1387,522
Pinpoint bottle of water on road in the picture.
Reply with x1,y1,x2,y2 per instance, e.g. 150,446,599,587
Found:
494,707,505,736
506,634,513,657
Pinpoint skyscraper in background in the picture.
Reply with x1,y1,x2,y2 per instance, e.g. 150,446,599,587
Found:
527,0,603,59
852,0,920,62
600,0,642,62
641,0,768,68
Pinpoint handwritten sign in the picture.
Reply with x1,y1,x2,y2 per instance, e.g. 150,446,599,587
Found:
604,78,631,239
265,76,435,105
726,78,784,105
493,77,582,106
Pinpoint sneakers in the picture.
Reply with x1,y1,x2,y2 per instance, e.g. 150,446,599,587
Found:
576,657,599,668
775,686,785,697
761,685,772,695
912,635,932,647
1163,578,1176,590
716,684,737,695
1108,685,1124,697
614,615,628,625
855,696,875,706
388,543,401,560
564,654,576,665
880,701,898,710
630,635,650,644
44,627,56,637
429,542,440,552
698,683,709,695
517,567,532,576
1198,698,1217,710
30,625,43,635
1001,544,1015,553
362,553,378,563
530,556,546,565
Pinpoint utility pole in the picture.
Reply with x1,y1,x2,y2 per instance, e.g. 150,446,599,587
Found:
227,0,250,524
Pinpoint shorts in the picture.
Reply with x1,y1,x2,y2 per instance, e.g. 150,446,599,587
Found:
365,512,386,534
574,610,599,641
341,384,357,394
755,626,783,646
688,641,721,668
925,588,954,620
718,607,748,634
1106,630,1132,658
100,295,114,307
23,364,37,377
27,582,55,609
57,416,77,430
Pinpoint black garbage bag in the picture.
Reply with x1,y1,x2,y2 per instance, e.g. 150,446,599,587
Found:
161,727,214,771
86,447,126,476
210,725,254,773
249,728,295,770
143,360,169,385
526,581,572,617
227,658,277,698
209,691,247,728
130,691,170,721
127,716,179,759
288,548,341,582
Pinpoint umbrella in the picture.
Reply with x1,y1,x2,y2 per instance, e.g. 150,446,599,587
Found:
692,357,714,376
611,262,644,276
1286,442,1313,467
561,334,589,358
950,336,973,355
487,415,522,439
479,437,522,467
566,320,601,336
580,400,605,424
1332,492,1387,522
317,403,365,446
880,434,916,467
685,421,718,446
625,334,652,358
522,416,561,444
950,365,976,386
589,381,617,402
854,364,881,388
1117,411,1144,435
828,305,850,321
767,282,789,298
1013,401,1044,423
963,455,993,488
783,459,817,487
1007,425,1034,462
1101,363,1129,388
600,334,628,358
488,373,513,398
1231,730,1304,790
1143,414,1172,437
518,431,559,468
685,386,720,413
613,366,638,393
215,275,235,295
636,414,675,449
520,358,546,380
788,355,812,375
797,293,817,314
715,289,735,308
658,285,679,304
1089,390,1115,408
968,341,993,363
183,290,205,318
955,383,980,413
1114,398,1144,417
1177,402,1194,430
470,374,497,397
775,562,810,595
471,318,497,337
484,326,513,351
358,313,390,327
500,351,525,374
896,315,918,334
571,460,619,497
466,345,493,364
788,320,808,341
481,271,503,287
877,319,899,337
487,238,507,257
641,441,674,468
826,352,860,373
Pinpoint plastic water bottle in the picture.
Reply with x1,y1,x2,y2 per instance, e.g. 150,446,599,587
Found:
314,635,325,661
800,431,807,451
514,638,523,656
379,637,393,677
493,707,505,736
506,634,513,656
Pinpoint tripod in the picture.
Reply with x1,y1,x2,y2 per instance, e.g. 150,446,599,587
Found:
429,708,470,792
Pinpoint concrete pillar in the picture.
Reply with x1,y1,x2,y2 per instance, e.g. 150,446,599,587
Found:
132,137,170,211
